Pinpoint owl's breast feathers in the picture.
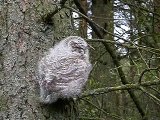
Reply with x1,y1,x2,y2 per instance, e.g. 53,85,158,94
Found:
39,54,91,92
52,55,89,80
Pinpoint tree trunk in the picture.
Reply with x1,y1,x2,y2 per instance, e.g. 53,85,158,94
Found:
79,0,88,38
0,0,76,119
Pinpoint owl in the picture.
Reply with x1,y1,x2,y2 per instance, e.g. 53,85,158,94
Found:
38,36,92,104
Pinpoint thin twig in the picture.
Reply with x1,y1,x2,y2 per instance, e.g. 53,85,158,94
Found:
147,86,160,97
81,98,124,120
138,66,160,83
86,39,160,55
139,86,160,106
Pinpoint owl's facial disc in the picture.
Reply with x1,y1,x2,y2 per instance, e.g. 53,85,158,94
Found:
69,40,88,54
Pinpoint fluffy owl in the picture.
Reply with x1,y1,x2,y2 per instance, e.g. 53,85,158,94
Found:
38,36,92,104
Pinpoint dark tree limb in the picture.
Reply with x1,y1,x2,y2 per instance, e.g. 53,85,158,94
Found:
43,0,68,24
73,0,147,119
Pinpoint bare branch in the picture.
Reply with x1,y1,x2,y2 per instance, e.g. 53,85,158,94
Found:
81,98,124,120
43,0,68,24
139,66,160,83
139,86,160,106
86,39,160,55
81,80,160,98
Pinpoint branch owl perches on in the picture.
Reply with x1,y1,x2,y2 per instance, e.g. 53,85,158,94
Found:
37,36,92,104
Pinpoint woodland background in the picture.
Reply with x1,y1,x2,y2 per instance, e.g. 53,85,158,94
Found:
0,0,160,120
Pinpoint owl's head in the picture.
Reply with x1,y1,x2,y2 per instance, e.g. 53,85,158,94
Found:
64,36,89,55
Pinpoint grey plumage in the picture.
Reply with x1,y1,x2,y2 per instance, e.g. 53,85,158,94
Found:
38,36,92,104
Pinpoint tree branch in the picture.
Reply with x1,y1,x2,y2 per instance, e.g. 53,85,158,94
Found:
81,80,160,98
80,98,124,120
43,0,68,24
139,66,160,83
86,39,160,55
139,86,160,106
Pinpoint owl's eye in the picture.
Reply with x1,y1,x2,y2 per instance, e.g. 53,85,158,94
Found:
69,41,86,54
70,41,80,49
70,41,77,47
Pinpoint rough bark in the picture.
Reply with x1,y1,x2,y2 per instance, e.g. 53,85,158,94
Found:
0,0,76,119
